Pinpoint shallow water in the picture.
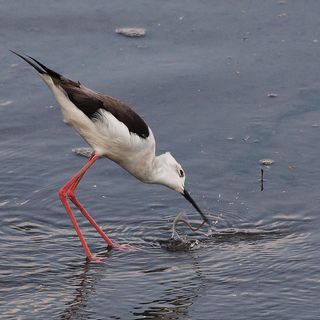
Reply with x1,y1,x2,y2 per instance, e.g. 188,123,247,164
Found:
1,1,320,319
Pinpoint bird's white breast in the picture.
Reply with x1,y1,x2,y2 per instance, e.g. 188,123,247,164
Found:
93,110,156,180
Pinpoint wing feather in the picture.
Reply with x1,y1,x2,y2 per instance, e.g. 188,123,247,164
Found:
61,84,149,139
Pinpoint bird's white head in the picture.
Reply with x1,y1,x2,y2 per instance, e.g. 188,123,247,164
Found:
152,152,211,226
152,152,185,193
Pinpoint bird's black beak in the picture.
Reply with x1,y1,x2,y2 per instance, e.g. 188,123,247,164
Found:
182,190,211,226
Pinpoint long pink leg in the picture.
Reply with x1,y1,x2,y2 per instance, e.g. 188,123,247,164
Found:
67,176,134,252
66,160,113,248
59,153,113,260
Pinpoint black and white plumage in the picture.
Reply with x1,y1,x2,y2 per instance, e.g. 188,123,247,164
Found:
12,51,210,261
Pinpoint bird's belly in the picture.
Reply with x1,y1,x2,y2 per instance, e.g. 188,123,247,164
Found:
102,144,153,182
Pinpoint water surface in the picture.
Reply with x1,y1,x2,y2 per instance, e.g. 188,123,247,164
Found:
1,1,320,319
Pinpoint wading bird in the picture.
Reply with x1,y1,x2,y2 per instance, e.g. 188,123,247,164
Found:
11,51,210,261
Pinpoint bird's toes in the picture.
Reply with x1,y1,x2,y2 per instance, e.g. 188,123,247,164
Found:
86,254,107,263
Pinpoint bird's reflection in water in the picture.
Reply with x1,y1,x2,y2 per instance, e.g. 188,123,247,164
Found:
132,291,194,320
59,259,105,320
59,251,205,320
132,254,204,320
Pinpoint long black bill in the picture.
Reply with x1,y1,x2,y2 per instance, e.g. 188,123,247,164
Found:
10,50,64,79
10,50,46,74
182,190,211,226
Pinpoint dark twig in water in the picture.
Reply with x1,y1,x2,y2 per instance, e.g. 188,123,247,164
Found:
261,168,264,191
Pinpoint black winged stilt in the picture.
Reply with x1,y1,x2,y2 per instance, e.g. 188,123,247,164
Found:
11,51,210,261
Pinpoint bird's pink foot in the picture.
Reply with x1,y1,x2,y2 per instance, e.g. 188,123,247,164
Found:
86,254,106,263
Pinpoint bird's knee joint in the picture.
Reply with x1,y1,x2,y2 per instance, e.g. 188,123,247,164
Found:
58,188,67,200
67,190,76,201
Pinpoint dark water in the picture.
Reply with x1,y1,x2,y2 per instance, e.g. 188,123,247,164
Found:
1,1,320,319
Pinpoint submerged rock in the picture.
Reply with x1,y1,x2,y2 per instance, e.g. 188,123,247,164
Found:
259,159,275,166
72,147,93,158
115,27,146,37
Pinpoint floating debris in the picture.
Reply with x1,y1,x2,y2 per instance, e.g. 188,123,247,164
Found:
115,27,146,38
0,200,9,207
242,135,250,142
267,93,278,98
0,100,13,106
72,147,93,158
241,136,260,144
259,159,275,166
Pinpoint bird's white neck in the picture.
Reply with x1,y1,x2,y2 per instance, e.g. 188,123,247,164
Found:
147,153,168,184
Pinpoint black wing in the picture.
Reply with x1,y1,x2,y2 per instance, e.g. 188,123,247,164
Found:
63,85,149,139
